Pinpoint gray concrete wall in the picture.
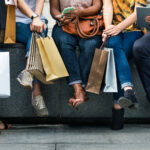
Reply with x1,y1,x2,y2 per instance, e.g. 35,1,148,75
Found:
0,44,150,121
1,0,150,122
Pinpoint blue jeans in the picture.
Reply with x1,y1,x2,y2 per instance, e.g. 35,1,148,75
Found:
133,31,150,102
16,22,48,84
106,31,143,101
52,24,102,86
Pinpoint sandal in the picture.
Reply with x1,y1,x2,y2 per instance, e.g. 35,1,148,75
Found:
0,121,11,130
68,90,88,109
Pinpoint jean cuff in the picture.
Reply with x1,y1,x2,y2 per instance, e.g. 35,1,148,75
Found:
25,51,29,58
82,84,86,88
33,77,40,84
113,99,119,105
121,82,133,89
69,80,82,86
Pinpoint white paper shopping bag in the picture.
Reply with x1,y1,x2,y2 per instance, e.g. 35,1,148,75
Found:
0,52,10,98
103,48,118,93
5,0,15,5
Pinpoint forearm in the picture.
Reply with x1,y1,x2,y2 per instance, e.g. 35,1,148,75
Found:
79,5,101,17
117,11,137,31
117,5,144,31
17,0,35,18
35,0,45,17
50,0,61,20
79,0,101,17
103,0,113,29
50,8,61,20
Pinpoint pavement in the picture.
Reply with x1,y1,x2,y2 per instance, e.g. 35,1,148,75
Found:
0,124,150,150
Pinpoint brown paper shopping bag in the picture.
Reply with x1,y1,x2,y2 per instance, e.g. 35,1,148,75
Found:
4,5,16,44
26,33,53,84
37,36,69,82
86,43,109,94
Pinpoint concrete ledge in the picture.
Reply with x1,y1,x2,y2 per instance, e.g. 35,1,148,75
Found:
0,44,150,123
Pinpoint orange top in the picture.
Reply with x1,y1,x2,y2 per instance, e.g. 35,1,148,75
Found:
112,0,147,31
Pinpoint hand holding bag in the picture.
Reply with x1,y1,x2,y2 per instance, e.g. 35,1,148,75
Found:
36,35,69,82
4,0,16,44
26,33,53,84
0,52,10,98
85,42,109,94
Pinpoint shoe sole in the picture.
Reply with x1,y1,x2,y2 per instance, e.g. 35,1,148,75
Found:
118,97,133,108
17,77,32,90
37,113,49,117
34,108,49,117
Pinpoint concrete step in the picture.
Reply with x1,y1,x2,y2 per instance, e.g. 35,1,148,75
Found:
57,144,150,150
0,124,150,144
0,144,55,150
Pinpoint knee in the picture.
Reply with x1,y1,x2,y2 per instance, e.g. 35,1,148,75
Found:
108,37,122,49
80,39,100,55
133,40,144,59
53,30,74,50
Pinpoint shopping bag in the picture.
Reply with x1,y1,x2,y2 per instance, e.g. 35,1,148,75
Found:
4,4,16,44
103,48,118,93
5,0,15,5
86,42,109,94
26,33,53,84
36,36,69,82
0,52,10,98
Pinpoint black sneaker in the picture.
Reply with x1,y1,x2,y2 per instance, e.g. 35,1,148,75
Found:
111,108,124,130
118,89,138,109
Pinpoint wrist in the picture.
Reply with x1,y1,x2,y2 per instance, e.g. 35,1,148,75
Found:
117,24,123,32
78,9,82,17
31,13,39,20
105,24,113,29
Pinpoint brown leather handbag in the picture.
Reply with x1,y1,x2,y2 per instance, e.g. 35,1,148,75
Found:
62,15,104,38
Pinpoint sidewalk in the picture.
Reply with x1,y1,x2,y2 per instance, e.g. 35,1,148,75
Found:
0,124,150,150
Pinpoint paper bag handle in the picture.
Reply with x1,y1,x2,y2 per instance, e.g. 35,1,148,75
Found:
100,36,109,50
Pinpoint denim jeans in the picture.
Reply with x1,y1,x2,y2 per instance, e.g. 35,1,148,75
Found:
16,22,48,84
52,24,102,86
106,31,143,101
133,31,150,102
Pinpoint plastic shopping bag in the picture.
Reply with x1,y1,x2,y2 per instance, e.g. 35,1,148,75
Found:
0,52,10,98
103,48,118,93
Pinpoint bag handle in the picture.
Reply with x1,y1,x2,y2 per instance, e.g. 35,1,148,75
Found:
100,36,109,50
75,16,101,38
33,32,46,39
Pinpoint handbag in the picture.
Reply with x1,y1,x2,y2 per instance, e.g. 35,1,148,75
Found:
62,15,104,38
4,3,16,44
103,48,118,93
26,33,53,84
85,42,109,94
36,35,69,82
0,52,10,98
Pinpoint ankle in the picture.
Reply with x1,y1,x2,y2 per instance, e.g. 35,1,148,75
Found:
32,84,42,98
114,104,122,110
124,87,132,92
73,83,83,92
32,92,42,98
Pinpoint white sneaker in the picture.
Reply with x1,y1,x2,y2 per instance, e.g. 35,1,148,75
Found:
17,70,33,89
32,95,49,117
